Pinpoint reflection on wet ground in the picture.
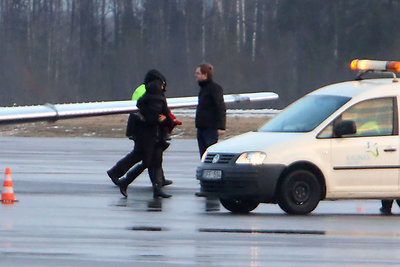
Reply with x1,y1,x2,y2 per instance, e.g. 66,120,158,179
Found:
112,187,221,213
2,138,400,266
199,228,326,235
130,226,165,232
147,198,162,212
205,197,220,212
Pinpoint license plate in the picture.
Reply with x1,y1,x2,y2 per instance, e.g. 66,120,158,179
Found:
203,170,222,180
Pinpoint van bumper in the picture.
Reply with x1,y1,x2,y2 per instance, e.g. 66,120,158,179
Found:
196,163,286,202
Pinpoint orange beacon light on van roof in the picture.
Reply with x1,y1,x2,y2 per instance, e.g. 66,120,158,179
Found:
350,59,400,72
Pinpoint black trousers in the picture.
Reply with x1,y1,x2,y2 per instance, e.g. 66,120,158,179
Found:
381,200,400,210
197,128,218,158
381,200,393,210
108,142,164,186
108,144,142,179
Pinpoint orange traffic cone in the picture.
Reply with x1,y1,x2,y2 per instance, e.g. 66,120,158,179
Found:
1,168,18,204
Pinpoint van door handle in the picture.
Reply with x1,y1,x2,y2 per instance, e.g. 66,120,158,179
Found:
384,147,397,152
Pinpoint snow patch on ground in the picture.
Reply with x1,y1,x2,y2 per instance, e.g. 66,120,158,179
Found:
172,108,280,118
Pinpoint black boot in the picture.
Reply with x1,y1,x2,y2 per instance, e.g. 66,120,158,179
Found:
118,177,128,197
117,164,145,198
163,179,173,186
153,184,172,198
160,169,172,186
107,169,120,186
151,168,172,198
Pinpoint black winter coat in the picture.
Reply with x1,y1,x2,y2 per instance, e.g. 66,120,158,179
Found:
135,80,171,150
195,79,226,130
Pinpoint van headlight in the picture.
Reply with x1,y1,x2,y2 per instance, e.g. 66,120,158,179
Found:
235,152,266,165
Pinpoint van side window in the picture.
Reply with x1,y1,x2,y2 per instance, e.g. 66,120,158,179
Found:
318,97,396,138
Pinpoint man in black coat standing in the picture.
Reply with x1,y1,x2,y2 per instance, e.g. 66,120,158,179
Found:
195,63,226,158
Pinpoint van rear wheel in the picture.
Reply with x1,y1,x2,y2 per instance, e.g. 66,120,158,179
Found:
278,170,321,215
220,197,259,213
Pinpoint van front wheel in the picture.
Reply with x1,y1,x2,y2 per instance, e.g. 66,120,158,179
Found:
278,170,321,215
220,197,259,213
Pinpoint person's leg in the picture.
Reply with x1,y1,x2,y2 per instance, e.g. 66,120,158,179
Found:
118,147,153,198
116,143,148,197
144,145,172,186
202,128,218,150
196,128,218,197
159,149,173,186
161,169,173,186
197,128,207,159
118,163,146,197
149,146,171,198
107,144,142,184
197,127,218,159
380,200,393,214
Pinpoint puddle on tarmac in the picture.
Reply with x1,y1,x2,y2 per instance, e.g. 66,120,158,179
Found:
199,228,325,235
129,226,167,232
147,198,162,212
114,197,163,212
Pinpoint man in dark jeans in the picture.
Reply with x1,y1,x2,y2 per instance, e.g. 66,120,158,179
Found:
195,63,226,197
195,63,226,158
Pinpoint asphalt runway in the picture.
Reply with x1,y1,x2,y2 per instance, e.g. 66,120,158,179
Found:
1,137,400,266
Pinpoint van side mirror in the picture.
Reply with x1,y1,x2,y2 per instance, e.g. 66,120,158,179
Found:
333,120,357,137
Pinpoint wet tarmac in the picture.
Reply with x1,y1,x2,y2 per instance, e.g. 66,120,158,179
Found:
1,137,400,266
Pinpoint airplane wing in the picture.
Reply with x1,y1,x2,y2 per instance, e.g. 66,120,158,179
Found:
0,92,278,125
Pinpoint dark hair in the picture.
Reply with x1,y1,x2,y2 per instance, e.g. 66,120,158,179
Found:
197,63,213,80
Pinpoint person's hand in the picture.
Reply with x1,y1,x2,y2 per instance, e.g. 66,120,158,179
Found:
218,129,226,136
158,114,167,122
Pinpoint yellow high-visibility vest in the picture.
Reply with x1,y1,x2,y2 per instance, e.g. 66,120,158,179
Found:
132,84,146,101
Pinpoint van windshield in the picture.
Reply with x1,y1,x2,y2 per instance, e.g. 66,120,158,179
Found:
259,95,351,132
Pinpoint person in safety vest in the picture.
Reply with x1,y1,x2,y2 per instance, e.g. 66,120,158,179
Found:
107,70,180,197
129,70,181,187
132,78,182,134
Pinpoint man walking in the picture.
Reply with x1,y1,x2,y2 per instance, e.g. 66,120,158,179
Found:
195,63,226,158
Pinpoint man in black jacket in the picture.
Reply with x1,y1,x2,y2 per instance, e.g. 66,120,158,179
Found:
195,63,226,158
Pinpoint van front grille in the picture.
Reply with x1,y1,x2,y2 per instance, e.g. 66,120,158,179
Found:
204,153,236,164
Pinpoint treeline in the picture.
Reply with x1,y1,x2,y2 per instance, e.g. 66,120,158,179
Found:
1,0,400,108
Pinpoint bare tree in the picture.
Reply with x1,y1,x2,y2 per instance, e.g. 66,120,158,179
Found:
1,0,400,108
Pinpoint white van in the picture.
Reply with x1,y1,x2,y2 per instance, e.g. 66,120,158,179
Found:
196,59,400,214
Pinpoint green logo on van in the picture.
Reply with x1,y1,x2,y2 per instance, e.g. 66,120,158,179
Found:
366,142,379,158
